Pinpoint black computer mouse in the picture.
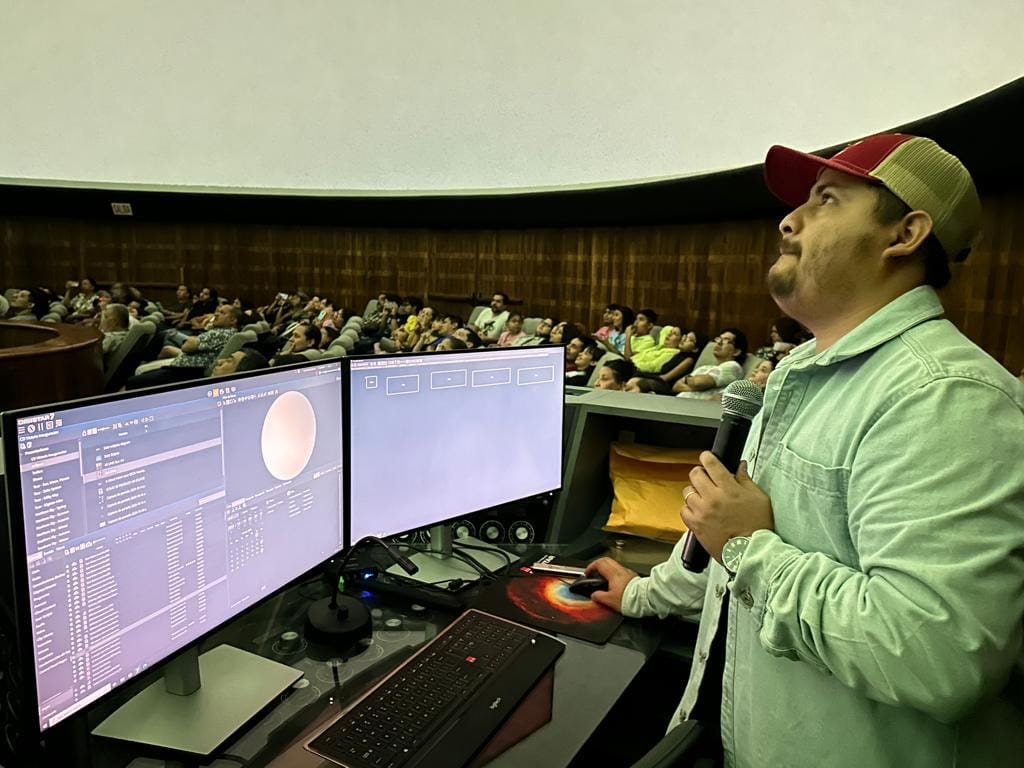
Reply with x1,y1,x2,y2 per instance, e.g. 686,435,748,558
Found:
567,575,609,597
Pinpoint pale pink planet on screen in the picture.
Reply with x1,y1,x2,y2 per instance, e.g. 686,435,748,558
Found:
261,391,317,480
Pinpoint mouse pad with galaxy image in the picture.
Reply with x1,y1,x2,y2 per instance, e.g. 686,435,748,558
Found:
471,574,624,644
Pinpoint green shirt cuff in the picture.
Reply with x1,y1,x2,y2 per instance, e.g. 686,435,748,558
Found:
730,529,802,628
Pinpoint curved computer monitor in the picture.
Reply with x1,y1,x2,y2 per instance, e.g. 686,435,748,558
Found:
0,359,345,752
347,345,564,570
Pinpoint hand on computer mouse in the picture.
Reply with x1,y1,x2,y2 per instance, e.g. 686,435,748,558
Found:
567,575,609,597
583,558,639,614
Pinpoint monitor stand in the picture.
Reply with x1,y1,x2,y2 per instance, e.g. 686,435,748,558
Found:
386,525,510,585
92,644,301,756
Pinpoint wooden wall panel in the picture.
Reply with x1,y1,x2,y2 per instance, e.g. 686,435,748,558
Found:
2,192,1021,373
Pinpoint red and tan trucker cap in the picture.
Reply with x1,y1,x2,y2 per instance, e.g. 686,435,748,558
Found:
764,133,981,262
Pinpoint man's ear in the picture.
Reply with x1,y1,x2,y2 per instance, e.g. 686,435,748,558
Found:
882,210,933,262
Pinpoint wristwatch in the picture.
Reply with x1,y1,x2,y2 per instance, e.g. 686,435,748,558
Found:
722,535,751,576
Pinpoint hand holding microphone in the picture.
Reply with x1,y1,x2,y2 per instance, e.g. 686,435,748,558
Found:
681,379,772,572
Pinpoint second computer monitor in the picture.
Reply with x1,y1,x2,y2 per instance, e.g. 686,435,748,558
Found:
348,346,564,543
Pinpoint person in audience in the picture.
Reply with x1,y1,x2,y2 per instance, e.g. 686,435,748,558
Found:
495,312,526,346
411,315,442,352
746,358,774,391
211,348,269,377
755,315,804,364
269,291,307,334
272,323,321,363
99,303,131,366
437,337,468,351
566,339,605,384
162,284,193,322
436,314,464,342
624,376,674,395
6,289,39,321
452,327,483,349
381,302,430,352
593,304,620,342
564,335,587,371
515,316,553,346
630,326,686,376
63,277,97,319
673,327,747,398
596,305,635,354
594,358,636,390
126,304,242,389
78,290,112,326
624,308,659,358
320,324,341,350
654,329,702,384
470,292,510,344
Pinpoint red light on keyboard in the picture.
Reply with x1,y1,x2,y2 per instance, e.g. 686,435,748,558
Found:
466,656,477,663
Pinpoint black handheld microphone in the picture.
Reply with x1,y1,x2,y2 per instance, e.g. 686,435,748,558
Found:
681,378,765,572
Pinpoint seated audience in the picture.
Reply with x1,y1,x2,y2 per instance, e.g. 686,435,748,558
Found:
495,312,526,347
595,305,635,354
211,348,269,377
437,337,468,351
514,316,552,346
630,326,691,377
623,308,658,357
62,277,98,319
746,358,774,391
470,292,510,344
754,315,804,363
565,339,604,384
126,305,242,389
673,327,747,398
99,303,131,366
592,304,619,342
624,376,674,395
272,323,321,364
6,289,39,321
452,327,483,349
594,358,636,390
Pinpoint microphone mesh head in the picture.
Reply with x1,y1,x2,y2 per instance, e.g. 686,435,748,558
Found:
721,379,764,420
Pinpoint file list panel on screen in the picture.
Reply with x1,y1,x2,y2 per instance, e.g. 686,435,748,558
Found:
348,348,564,542
9,362,344,732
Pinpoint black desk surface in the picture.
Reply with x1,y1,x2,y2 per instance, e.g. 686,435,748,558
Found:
76,543,677,768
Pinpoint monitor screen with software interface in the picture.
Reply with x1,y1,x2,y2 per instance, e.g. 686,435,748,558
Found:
2,361,345,732
348,346,564,542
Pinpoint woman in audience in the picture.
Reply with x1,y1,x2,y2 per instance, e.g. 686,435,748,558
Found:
624,376,674,395
746,359,774,391
652,329,701,384
437,337,468,351
629,326,689,378
452,327,484,349
595,305,635,354
63,277,97,319
412,313,445,352
755,316,803,364
594,358,636,390
565,340,604,384
496,312,526,346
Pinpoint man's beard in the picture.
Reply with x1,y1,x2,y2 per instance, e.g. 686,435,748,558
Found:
767,260,797,299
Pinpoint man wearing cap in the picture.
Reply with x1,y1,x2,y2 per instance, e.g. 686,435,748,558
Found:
587,134,1024,766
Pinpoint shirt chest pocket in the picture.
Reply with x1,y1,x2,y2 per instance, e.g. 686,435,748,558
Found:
770,444,858,567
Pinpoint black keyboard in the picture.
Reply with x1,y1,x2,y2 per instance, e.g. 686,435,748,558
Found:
306,609,565,768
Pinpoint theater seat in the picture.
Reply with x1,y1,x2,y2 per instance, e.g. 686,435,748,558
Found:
522,317,544,336
468,305,488,327
587,351,624,386
217,329,258,360
104,321,156,392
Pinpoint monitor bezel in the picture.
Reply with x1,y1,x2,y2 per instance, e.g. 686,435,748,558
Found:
0,357,347,736
343,344,566,546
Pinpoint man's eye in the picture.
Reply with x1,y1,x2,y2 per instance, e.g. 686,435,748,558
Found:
821,192,835,204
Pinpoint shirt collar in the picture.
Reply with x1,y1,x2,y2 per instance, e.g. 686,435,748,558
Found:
785,286,945,369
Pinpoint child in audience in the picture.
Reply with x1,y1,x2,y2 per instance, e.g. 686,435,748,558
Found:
623,308,659,358
595,305,635,354
592,304,619,342
565,340,604,384
496,312,526,346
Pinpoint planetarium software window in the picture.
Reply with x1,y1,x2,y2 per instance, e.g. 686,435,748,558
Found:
348,347,564,542
10,362,344,731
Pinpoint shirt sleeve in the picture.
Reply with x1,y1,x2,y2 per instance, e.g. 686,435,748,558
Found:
621,535,708,620
732,377,1024,723
710,361,742,387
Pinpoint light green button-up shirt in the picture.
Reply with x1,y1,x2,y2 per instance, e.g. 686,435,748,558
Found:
622,286,1024,767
